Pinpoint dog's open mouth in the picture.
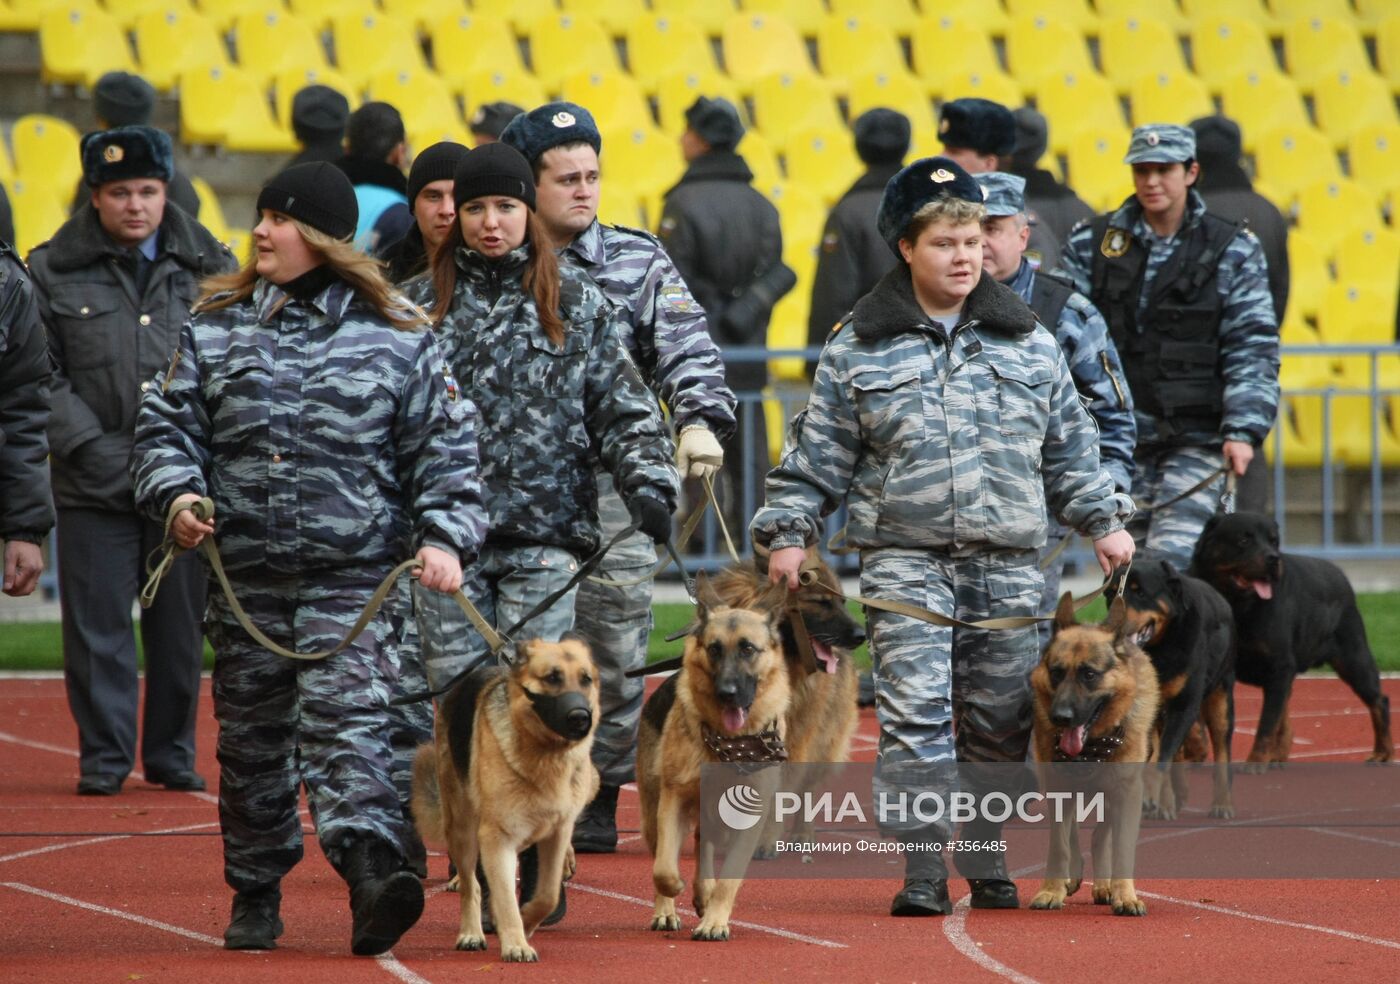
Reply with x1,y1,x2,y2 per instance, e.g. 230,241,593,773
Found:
811,638,838,674
1230,573,1273,600
1057,701,1105,758
721,704,749,733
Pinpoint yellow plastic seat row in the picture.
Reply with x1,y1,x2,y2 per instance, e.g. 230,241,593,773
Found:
39,5,136,87
9,113,83,197
179,65,295,152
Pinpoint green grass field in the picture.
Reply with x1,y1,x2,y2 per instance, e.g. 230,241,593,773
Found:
2,593,1398,672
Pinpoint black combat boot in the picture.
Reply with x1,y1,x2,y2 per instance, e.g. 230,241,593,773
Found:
956,817,1019,910
223,885,284,950
516,844,567,927
340,838,425,956
890,844,952,917
572,784,620,854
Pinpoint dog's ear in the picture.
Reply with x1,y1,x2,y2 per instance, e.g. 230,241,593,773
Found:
694,569,724,620
1104,595,1128,639
1053,591,1077,632
1160,559,1185,606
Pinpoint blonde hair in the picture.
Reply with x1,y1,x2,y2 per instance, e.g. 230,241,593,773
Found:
196,219,427,331
902,198,988,247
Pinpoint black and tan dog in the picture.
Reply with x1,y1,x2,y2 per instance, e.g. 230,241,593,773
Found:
638,572,791,941
1108,555,1237,819
411,639,600,963
1029,595,1161,917
1191,511,1393,770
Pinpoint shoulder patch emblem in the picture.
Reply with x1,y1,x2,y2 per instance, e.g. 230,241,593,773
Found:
660,284,702,314
442,366,459,402
1100,228,1131,258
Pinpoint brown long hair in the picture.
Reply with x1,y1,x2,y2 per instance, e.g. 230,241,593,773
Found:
427,209,563,346
196,220,427,330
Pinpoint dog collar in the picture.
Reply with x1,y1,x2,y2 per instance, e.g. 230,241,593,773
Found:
1052,724,1126,763
702,723,788,763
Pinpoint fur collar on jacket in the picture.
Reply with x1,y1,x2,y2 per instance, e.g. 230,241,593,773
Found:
38,202,226,275
852,262,1036,343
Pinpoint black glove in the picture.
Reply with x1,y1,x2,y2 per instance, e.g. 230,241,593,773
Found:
629,496,673,545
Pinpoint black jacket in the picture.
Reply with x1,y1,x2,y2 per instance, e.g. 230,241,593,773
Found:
1198,166,1291,324
659,151,793,391
28,203,234,512
0,242,53,542
376,223,429,285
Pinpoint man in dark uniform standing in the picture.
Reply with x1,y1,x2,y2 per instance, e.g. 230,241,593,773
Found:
1007,107,1093,273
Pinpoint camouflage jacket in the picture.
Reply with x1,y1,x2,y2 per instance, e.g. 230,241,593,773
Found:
1059,190,1279,447
561,220,736,441
751,265,1133,554
131,277,487,578
413,246,678,555
1007,259,1136,494
0,242,52,542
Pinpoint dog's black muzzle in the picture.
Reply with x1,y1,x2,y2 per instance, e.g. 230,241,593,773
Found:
527,689,594,741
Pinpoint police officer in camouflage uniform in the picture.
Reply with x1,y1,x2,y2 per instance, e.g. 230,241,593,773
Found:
756,157,1135,918
131,162,488,956
974,171,1136,653
500,102,737,854
1061,125,1279,571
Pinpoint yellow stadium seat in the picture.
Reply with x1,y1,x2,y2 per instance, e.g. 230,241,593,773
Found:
471,0,554,34
740,0,825,38
1180,0,1279,35
526,13,619,92
10,114,82,195
40,6,136,86
189,175,228,241
133,7,227,92
1285,230,1329,322
651,0,734,37
597,179,645,228
1288,389,1400,468
1334,227,1400,299
1279,308,1321,345
721,11,815,87
768,287,811,383
378,0,461,35
288,0,373,32
1095,0,1188,34
409,120,472,156
194,0,274,32
1283,15,1371,93
1357,0,1400,34
1349,122,1400,200
599,124,682,210
1128,70,1211,127
938,70,1025,114
1190,15,1278,93
330,12,427,90
1312,70,1399,150
179,65,295,151
1219,70,1309,152
910,17,1002,99
559,0,646,37
1098,15,1186,95
783,126,863,205
654,69,744,135
457,66,547,122
847,70,935,131
1294,178,1384,255
751,72,843,152
1270,0,1357,27
924,1,1009,38
1318,282,1395,344
1006,0,1098,33
815,13,907,89
738,128,782,191
1034,69,1125,157
367,67,462,142
1377,14,1400,93
232,10,329,86
0,0,95,33
1064,128,1135,212
104,0,190,30
272,65,357,132
1006,16,1093,95
430,12,525,85
560,70,654,132
829,0,917,38
1253,125,1344,208
768,180,823,256
625,13,717,93
8,180,66,256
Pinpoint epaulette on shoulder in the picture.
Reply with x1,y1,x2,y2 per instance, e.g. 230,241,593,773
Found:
828,313,854,340
606,222,663,247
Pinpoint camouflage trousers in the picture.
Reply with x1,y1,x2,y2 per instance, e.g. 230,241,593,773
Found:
1128,444,1229,571
862,547,1042,839
1036,524,1069,656
386,583,431,835
414,542,582,692
573,473,658,787
207,573,409,895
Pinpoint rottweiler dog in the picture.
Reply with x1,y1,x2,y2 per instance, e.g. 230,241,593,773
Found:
1108,555,1237,819
1190,512,1393,770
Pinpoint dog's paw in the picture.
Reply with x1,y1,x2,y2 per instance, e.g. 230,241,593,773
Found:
1091,881,1113,905
751,843,777,861
446,873,461,893
501,943,539,963
1364,753,1393,765
454,934,486,951
562,845,577,881
1209,802,1235,820
1268,759,1285,770
1028,891,1065,910
1142,799,1165,820
650,913,681,932
691,920,730,942
1112,896,1148,917
1240,760,1268,776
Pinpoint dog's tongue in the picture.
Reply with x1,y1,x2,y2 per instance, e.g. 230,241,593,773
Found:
813,640,838,675
1252,580,1273,600
1059,725,1088,758
722,706,748,733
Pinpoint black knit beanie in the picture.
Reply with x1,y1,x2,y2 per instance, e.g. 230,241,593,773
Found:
256,161,358,241
452,142,536,211
408,141,470,204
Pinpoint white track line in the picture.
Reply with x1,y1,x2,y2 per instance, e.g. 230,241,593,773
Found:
1303,827,1400,848
1136,891,1400,949
1,881,222,945
567,881,847,948
0,820,218,864
374,955,435,983
943,894,1042,984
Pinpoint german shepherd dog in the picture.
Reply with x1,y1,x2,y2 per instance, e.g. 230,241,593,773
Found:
1029,595,1161,917
710,547,864,851
1107,555,1237,819
1191,511,1393,770
637,572,790,941
411,639,600,963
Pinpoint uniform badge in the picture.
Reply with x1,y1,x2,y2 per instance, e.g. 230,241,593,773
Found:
551,111,576,128
1146,131,1160,146
103,144,124,163
821,231,839,254
931,168,955,183
442,367,459,402
660,284,701,314
938,117,950,135
659,216,677,235
161,348,180,394
1100,228,1130,258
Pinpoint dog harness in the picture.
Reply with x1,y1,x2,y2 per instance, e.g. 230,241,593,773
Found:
702,723,788,763
1052,724,1126,763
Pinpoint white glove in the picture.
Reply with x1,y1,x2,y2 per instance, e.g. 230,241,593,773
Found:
676,425,724,480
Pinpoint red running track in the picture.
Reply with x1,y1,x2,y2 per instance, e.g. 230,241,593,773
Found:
2,675,1397,984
